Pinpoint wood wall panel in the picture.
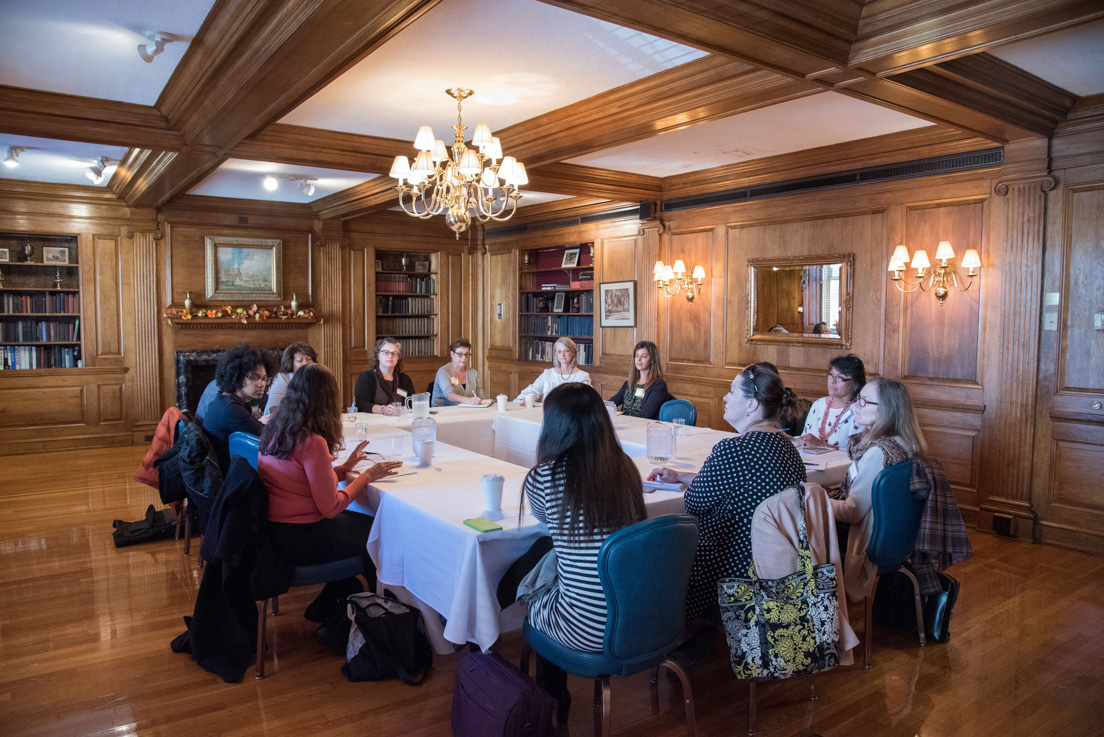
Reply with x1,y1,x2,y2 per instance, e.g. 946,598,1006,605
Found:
99,383,124,423
665,228,715,366
0,386,84,428
93,235,122,360
1061,186,1104,393
349,247,371,354
488,251,516,354
598,235,639,360
902,199,985,383
130,231,161,425
1049,439,1104,512
922,426,977,489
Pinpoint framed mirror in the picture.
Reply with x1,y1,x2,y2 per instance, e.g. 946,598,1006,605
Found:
746,254,853,348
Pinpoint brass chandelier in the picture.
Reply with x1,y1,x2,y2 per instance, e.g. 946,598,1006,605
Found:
389,88,527,238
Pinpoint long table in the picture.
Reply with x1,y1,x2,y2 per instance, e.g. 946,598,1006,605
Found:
338,406,850,652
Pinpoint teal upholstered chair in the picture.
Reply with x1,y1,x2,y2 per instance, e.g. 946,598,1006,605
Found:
659,399,697,427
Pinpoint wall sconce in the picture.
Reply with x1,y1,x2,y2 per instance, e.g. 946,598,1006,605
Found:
654,259,706,304
888,240,981,306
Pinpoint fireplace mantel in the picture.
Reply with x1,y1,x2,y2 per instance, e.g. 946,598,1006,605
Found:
167,317,319,330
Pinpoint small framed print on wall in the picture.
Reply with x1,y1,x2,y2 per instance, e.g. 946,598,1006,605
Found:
553,292,566,313
599,280,636,327
561,248,580,268
0,248,9,262
43,246,69,264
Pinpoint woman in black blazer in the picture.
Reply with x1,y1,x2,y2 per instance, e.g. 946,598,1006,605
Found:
608,340,669,420
354,337,416,415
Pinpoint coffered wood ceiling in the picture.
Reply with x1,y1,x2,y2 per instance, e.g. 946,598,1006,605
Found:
0,0,1101,222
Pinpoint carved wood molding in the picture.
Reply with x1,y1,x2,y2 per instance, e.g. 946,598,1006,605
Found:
993,174,1058,196
166,317,320,330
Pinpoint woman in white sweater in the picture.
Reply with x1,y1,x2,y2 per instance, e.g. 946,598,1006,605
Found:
514,337,590,404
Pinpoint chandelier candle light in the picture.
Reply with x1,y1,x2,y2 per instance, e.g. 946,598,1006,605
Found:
888,240,981,306
390,88,527,238
654,259,707,304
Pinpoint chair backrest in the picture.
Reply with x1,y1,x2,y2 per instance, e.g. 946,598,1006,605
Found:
598,514,699,659
658,399,697,426
174,418,188,444
229,431,260,470
867,460,925,573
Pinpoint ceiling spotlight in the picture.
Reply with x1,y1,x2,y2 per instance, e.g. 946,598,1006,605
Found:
296,178,317,197
138,32,173,63
263,175,279,191
86,157,110,184
4,146,25,168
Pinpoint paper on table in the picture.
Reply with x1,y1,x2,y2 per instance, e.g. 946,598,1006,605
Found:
643,479,687,493
454,400,494,409
801,453,828,471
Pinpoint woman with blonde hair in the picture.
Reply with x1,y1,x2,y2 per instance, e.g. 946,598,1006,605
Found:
514,337,590,404
607,340,669,419
831,378,927,601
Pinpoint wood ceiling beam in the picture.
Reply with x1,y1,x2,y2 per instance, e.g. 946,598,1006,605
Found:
121,0,440,209
537,0,1093,141
496,56,820,167
0,86,183,151
229,123,411,173
311,177,396,220
524,163,662,201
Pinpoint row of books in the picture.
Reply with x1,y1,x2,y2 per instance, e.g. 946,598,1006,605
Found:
522,338,593,366
384,336,435,356
1,320,80,342
376,295,434,315
520,315,593,337
1,345,82,369
522,291,594,313
376,316,433,335
377,274,435,294
1,292,80,313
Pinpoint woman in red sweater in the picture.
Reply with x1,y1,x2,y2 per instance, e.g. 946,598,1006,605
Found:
258,363,401,641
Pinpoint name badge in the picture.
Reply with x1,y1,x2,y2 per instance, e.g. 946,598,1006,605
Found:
396,388,408,398
634,387,645,398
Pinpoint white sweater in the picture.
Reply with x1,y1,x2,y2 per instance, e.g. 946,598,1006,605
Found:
514,367,591,402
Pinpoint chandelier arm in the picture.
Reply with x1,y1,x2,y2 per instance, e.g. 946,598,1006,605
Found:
892,280,923,294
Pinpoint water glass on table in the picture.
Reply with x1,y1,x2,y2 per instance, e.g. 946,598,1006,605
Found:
604,400,617,425
355,421,368,440
647,422,674,464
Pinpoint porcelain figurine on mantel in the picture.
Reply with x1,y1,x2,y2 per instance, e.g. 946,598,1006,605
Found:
290,293,298,313
183,291,193,311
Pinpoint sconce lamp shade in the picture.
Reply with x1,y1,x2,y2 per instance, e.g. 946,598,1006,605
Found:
911,250,931,270
935,240,955,261
654,260,665,276
962,249,982,269
673,260,686,275
692,265,706,280
662,265,675,281
414,126,436,151
889,245,910,271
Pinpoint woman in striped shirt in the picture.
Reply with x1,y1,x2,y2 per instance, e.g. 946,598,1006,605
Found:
522,382,646,719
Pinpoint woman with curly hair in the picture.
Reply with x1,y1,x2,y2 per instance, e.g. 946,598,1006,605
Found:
203,343,269,473
258,364,402,643
354,337,416,415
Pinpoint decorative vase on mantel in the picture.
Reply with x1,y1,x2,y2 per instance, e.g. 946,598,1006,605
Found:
290,293,299,313
183,291,193,311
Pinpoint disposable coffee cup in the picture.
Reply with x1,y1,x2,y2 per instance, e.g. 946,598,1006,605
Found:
524,394,536,409
496,394,508,412
482,474,505,519
415,439,434,468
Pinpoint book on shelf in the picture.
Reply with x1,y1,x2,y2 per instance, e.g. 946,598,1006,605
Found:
1,345,81,370
521,338,592,366
376,274,436,295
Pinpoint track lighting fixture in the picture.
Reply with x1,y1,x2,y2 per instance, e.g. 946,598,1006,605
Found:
86,157,113,184
4,146,25,168
290,176,317,197
138,32,173,63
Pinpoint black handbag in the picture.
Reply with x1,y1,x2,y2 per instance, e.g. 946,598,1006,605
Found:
341,591,433,685
872,570,959,644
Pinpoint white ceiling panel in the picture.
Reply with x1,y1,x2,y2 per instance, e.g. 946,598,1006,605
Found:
280,0,707,140
188,159,377,203
0,0,214,105
564,93,933,177
0,135,128,187
989,19,1104,96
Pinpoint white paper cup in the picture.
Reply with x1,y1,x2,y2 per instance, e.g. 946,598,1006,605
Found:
524,394,536,409
414,439,434,468
496,394,508,412
482,473,505,512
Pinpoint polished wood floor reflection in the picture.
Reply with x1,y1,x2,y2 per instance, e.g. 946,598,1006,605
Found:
1,446,1102,736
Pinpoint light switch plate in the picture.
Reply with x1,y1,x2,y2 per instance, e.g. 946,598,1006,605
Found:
1044,313,1058,331
1045,292,1060,306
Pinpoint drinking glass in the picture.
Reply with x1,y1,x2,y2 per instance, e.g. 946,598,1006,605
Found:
672,418,686,436
604,400,617,425
355,421,368,440
647,422,674,464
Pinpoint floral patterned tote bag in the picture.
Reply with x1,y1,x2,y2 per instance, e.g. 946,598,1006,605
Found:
717,484,842,681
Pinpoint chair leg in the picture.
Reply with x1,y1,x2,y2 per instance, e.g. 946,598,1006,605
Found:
255,598,269,679
864,592,874,668
747,680,757,735
173,501,183,540
182,500,192,556
899,567,927,647
593,677,602,708
660,658,697,737
650,664,660,684
599,675,611,737
809,674,817,701
519,645,531,675
272,595,279,616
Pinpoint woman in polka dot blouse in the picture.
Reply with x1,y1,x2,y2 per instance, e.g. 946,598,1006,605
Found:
649,365,806,620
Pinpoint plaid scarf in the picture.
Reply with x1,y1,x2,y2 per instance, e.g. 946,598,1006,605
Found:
908,455,973,595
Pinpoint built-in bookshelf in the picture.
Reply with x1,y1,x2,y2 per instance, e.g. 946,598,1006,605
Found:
375,250,437,357
518,243,595,366
0,233,82,370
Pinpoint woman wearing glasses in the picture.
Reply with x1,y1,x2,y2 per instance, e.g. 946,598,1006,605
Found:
355,338,416,415
203,343,270,473
800,354,866,451
648,365,805,620
264,342,317,417
831,379,926,601
259,364,403,647
513,336,591,404
433,338,484,406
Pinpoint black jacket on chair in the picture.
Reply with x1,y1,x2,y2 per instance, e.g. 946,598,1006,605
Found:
171,457,290,682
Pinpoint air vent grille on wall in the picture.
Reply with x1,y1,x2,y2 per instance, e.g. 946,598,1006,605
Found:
486,205,640,239
664,148,1004,213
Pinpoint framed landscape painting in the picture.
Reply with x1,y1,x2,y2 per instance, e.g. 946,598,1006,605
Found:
204,236,282,301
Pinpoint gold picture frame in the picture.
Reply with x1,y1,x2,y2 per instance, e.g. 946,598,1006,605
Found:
204,236,282,301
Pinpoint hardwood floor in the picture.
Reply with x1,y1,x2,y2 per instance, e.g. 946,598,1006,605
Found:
1,445,1102,737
